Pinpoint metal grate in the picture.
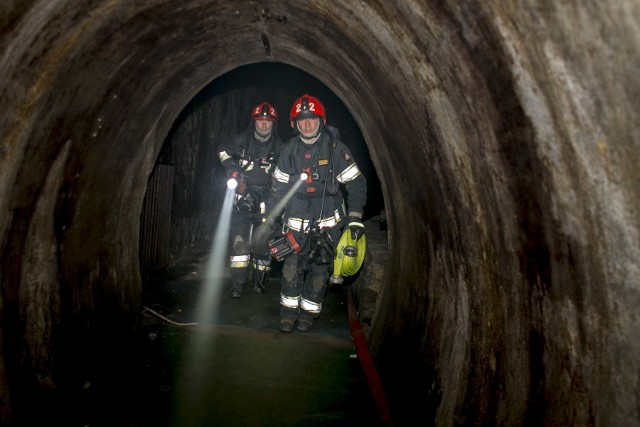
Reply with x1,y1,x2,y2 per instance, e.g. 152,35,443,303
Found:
139,163,174,280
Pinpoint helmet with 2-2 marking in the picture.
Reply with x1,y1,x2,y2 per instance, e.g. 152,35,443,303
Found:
289,94,327,128
251,102,278,121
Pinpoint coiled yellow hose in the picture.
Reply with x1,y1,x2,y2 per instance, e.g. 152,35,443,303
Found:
333,228,366,277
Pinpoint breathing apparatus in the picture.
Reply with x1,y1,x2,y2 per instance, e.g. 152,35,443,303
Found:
229,148,277,214
302,220,336,269
229,168,259,214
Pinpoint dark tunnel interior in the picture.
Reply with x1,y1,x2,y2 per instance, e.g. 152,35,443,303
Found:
161,62,385,220
1,2,639,426
143,61,387,281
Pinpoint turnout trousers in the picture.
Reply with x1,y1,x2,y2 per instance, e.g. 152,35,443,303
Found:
229,209,272,293
279,225,342,323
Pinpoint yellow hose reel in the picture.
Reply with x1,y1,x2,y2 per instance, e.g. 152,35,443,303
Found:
329,228,366,284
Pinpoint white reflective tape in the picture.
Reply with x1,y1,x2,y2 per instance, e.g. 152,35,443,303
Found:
287,217,306,231
260,201,266,215
280,294,300,309
253,258,271,266
317,217,337,228
219,151,232,162
230,255,250,268
336,163,361,183
239,159,255,171
300,298,322,314
273,166,290,183
252,259,271,271
287,213,342,232
230,261,250,268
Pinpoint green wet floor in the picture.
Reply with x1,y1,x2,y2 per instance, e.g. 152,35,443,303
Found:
80,250,383,426
166,326,378,426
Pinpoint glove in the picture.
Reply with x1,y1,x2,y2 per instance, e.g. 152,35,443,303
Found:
347,215,365,240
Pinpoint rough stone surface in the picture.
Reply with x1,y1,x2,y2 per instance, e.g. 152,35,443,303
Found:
351,216,389,340
1,1,639,425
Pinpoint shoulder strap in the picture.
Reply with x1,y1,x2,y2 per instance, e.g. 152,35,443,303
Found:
290,139,299,170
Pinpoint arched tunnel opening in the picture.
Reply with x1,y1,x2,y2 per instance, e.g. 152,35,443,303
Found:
142,61,385,280
1,2,639,426
135,61,391,426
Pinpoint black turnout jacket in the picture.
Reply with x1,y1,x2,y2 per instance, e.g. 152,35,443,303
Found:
218,127,285,187
268,127,366,232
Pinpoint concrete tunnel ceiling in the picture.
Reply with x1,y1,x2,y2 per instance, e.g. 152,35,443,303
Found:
1,1,639,425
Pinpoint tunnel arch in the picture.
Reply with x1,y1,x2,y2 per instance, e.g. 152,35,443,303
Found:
1,2,639,426
151,61,387,259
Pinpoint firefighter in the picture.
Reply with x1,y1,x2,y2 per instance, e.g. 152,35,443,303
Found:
218,101,284,298
264,94,366,332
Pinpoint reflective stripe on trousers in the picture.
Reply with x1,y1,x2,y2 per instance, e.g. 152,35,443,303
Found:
300,297,322,314
230,255,250,268
280,293,300,309
252,258,271,271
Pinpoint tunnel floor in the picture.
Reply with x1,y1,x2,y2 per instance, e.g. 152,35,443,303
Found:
71,249,383,426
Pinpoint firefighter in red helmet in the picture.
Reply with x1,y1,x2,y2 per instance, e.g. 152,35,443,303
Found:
264,94,366,332
217,101,284,298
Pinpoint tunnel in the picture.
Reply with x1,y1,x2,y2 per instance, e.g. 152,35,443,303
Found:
1,1,639,426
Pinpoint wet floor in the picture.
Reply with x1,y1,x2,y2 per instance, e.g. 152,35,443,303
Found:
78,249,384,426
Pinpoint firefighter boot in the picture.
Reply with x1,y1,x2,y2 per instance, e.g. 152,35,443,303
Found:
253,271,267,294
278,318,295,333
230,281,245,298
252,258,271,294
297,314,314,332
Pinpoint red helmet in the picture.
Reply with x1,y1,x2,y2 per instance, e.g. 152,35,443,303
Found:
251,102,278,121
289,94,327,127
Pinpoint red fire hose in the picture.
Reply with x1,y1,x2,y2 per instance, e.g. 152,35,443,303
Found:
347,289,394,426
